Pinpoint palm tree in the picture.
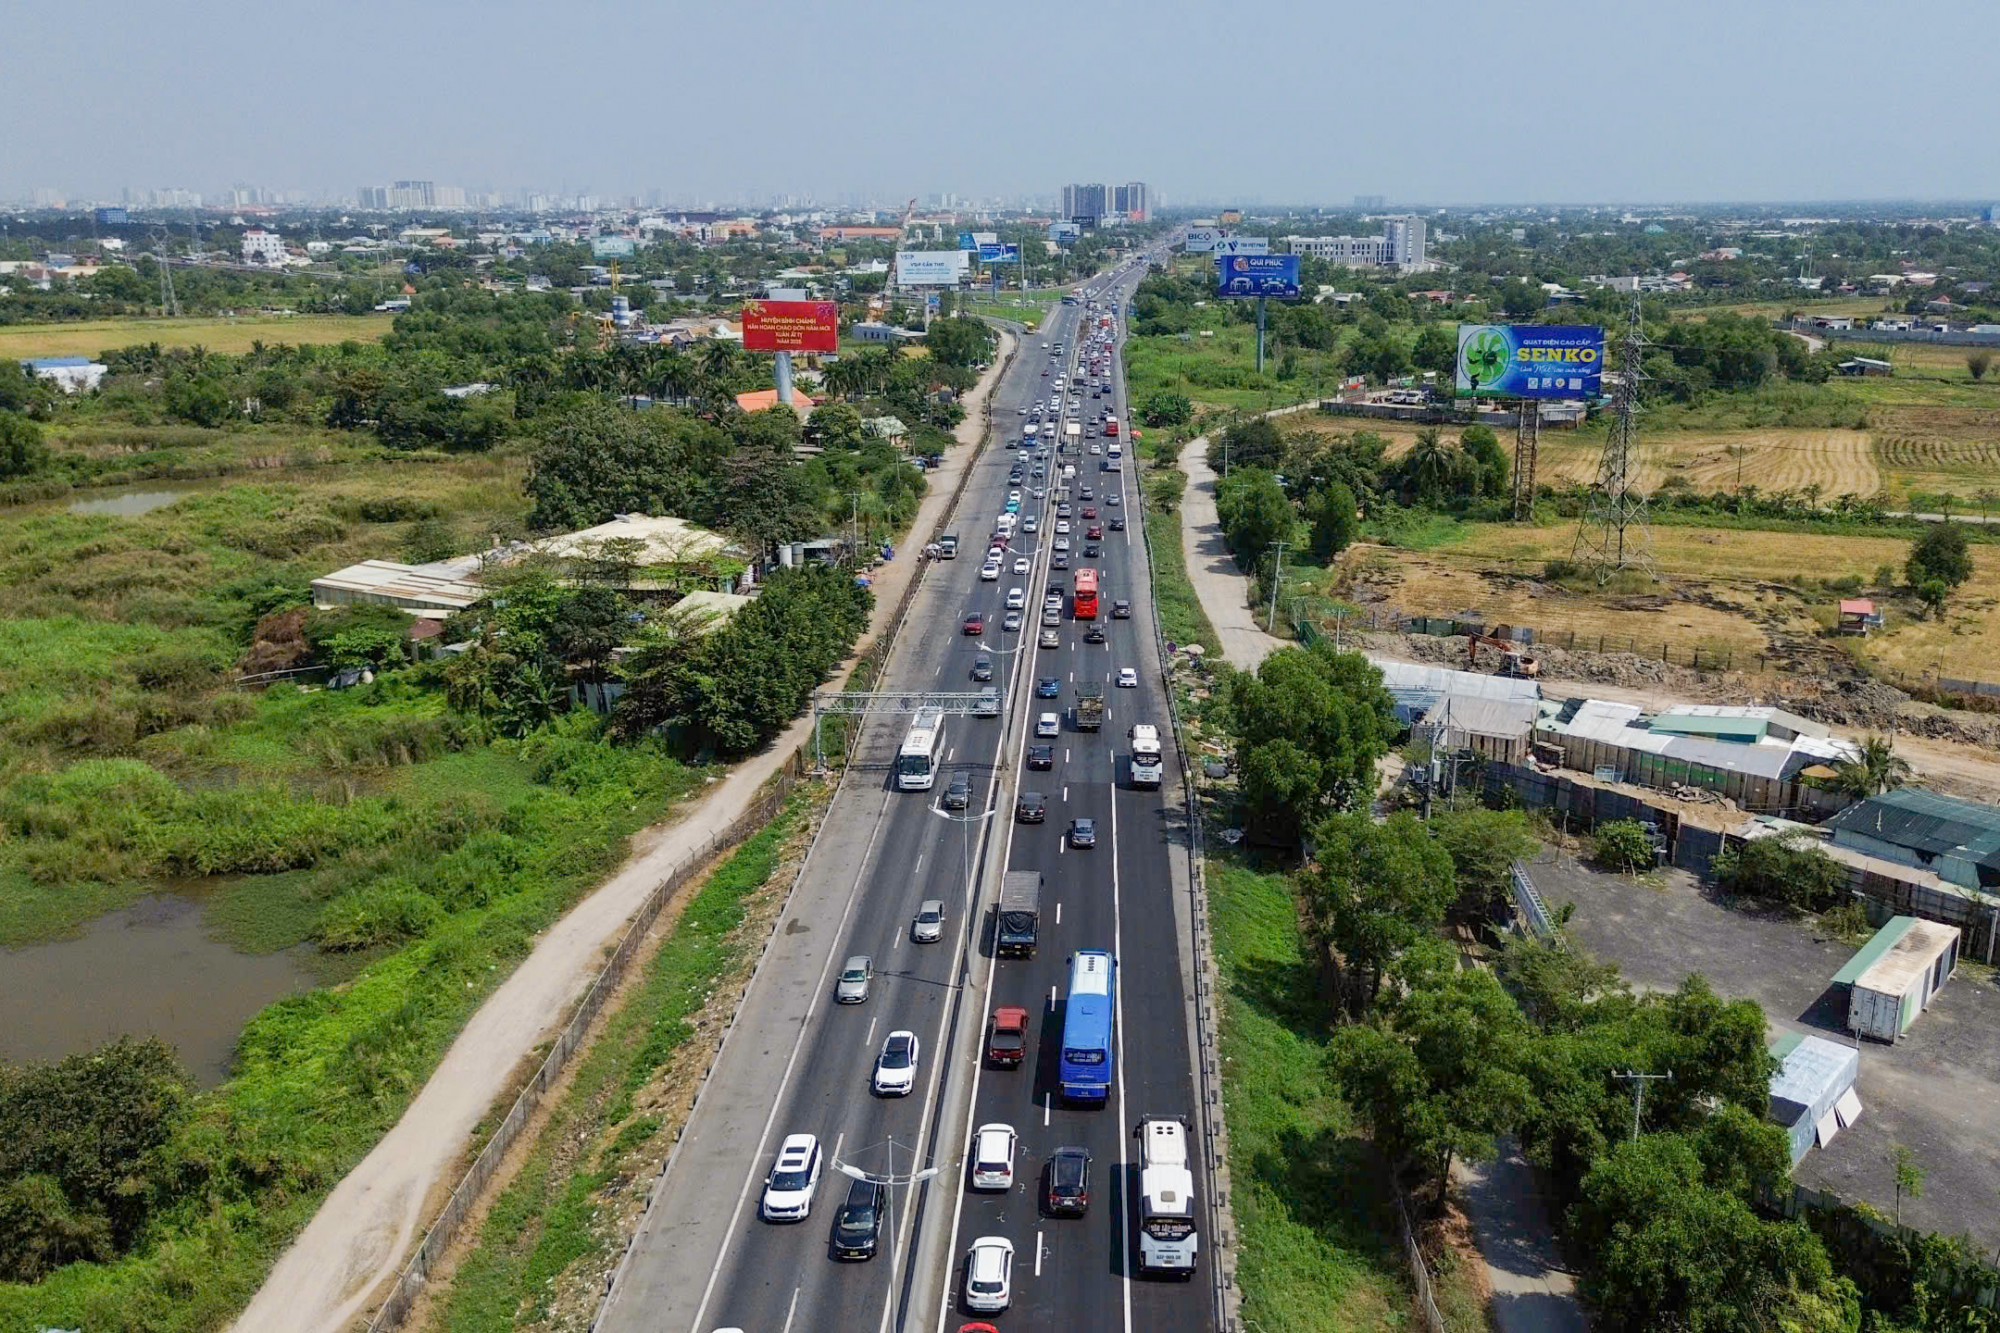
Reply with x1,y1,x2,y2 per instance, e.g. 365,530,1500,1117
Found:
1830,734,1912,799
1409,427,1455,504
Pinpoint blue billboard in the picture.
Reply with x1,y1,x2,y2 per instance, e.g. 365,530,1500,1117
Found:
977,242,1020,264
1455,324,1605,398
958,231,977,250
1214,253,1300,299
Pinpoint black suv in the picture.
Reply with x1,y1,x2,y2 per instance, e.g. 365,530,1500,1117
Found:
831,1176,885,1259
1015,791,1046,823
1027,743,1055,771
1084,623,1107,644
944,771,972,810
1045,1146,1092,1217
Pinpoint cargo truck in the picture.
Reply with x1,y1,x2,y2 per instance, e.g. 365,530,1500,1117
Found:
1075,682,1105,731
986,1006,1030,1066
1129,723,1163,788
996,870,1042,957
939,533,958,559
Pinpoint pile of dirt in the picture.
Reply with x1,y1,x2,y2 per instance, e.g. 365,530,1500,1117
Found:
1774,678,2000,749
1377,631,1698,692
238,607,310,676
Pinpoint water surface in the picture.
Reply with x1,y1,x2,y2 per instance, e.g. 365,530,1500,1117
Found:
67,487,189,516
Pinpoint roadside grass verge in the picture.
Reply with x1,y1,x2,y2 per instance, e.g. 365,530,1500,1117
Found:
1206,852,1411,1329
1144,509,1221,655
418,791,815,1333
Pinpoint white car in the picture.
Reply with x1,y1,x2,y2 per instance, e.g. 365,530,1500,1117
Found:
1006,587,1026,610
964,1236,1015,1314
1012,556,1030,575
872,1030,920,1096
1118,667,1139,688
1055,520,1071,535
1016,406,1026,414
970,1123,1017,1190
1054,537,1070,553
981,562,1000,582
1036,712,1059,737
1021,515,1039,534
912,898,945,943
760,1134,823,1221
1089,443,1102,455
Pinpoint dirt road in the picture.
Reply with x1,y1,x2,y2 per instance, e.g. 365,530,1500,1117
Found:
231,334,1016,1333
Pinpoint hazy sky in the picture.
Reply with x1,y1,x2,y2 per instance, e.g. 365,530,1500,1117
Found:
8,0,1998,206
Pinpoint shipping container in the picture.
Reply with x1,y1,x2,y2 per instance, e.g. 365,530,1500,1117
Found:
1835,915,1959,1042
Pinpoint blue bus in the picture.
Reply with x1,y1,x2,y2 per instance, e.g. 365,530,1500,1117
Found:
1058,950,1116,1101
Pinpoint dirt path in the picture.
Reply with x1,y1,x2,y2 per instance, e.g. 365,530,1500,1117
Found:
1178,432,1292,669
231,334,1016,1333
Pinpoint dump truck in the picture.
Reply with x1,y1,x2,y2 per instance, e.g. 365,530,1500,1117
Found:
996,870,1042,957
1075,682,1105,731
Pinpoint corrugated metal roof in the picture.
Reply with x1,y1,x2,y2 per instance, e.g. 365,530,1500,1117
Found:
310,559,485,612
1427,696,1537,740
1832,915,1917,986
1851,917,1959,996
1823,788,2000,868
1768,1034,1858,1115
1650,713,1769,740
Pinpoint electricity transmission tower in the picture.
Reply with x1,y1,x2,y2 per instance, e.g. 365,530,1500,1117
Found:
151,227,180,317
1570,296,1654,580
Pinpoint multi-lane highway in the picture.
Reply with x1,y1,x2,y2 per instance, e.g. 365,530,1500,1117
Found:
600,246,1211,1333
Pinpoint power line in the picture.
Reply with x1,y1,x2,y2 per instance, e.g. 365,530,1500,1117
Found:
1571,296,1657,581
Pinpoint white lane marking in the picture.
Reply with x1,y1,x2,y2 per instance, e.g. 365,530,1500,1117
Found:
864,1016,877,1049
1110,756,1134,1333
947,747,956,762
1056,901,1062,925
1036,1228,1045,1277
684,787,895,1333
1049,985,1058,1009
1063,785,1069,802
782,1286,801,1333
1044,1093,1052,1128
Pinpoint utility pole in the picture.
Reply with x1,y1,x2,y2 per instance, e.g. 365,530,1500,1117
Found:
1266,540,1288,632
1612,1069,1672,1142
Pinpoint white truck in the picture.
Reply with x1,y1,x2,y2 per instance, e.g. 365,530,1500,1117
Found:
1136,1116,1199,1276
1066,422,1082,447
1129,724,1163,789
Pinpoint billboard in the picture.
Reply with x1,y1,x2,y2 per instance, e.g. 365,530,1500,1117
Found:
977,242,1021,264
958,231,976,250
1455,324,1605,398
1183,226,1222,252
741,300,840,354
1214,253,1301,300
1211,235,1270,257
896,250,968,286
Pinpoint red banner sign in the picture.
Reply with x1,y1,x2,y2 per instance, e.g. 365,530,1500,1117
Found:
741,300,839,353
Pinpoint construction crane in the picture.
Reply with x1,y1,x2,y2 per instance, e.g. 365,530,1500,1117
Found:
1466,631,1540,678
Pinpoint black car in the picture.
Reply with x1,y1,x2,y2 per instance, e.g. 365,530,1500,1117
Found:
1112,599,1132,619
1027,743,1055,771
1108,516,1126,531
944,771,972,810
1083,543,1101,558
971,655,994,682
1084,623,1107,644
1015,791,1047,823
1037,676,1061,698
1045,1146,1092,1217
831,1176,886,1259
1052,552,1070,570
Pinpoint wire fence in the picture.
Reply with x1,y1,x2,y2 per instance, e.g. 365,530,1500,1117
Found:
1393,1188,1449,1333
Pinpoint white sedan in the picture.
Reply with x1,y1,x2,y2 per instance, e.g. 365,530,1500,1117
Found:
872,1030,920,1096
970,1123,1017,1190
1012,556,1030,575
1118,667,1139,688
964,1237,1014,1314
1006,587,1026,610
980,563,1000,582
1055,520,1071,535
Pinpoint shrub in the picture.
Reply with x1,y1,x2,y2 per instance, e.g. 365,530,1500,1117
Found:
1906,523,1973,589
1592,819,1657,872
1710,834,1848,912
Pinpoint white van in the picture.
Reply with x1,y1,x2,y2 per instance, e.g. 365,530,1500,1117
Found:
1108,441,1123,459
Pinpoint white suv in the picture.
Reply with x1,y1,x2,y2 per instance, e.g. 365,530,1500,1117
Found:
970,1123,1017,1190
760,1134,823,1221
964,1236,1014,1313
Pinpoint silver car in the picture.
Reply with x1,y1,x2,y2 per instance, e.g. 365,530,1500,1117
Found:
912,899,945,943
835,955,872,1004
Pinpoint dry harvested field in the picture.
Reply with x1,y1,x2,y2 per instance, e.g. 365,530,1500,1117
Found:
1282,412,2000,502
0,313,397,359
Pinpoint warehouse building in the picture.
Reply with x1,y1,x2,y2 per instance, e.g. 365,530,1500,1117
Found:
1823,787,2000,893
1535,698,1855,813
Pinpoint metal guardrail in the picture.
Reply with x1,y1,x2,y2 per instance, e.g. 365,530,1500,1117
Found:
1136,444,1242,1333
1511,859,1557,942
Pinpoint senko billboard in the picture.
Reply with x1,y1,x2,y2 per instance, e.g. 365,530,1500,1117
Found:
1455,324,1605,398
741,300,840,354
1214,253,1301,300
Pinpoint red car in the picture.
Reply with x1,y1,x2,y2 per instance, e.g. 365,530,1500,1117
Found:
1082,506,1098,519
962,613,984,636
1086,524,1103,540
986,1006,1029,1067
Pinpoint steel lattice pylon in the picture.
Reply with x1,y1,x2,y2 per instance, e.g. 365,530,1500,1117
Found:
1570,297,1655,580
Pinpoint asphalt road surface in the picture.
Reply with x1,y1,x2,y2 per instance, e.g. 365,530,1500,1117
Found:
600,250,1212,1333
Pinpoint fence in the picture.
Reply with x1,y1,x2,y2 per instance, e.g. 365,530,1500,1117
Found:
367,325,1026,1333
364,763,801,1333
1511,860,1557,941
1393,1188,1449,1333
1139,410,1243,1333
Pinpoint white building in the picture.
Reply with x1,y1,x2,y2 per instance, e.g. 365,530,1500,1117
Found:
241,229,287,265
1283,215,1429,272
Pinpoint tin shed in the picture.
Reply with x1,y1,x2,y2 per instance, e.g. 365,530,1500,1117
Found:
1767,1032,1861,1166
1834,916,1960,1042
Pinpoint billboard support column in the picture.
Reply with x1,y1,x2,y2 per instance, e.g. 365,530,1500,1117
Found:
774,351,794,406
1256,296,1267,374
1512,398,1538,521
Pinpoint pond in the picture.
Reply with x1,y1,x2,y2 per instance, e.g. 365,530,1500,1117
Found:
67,487,190,517
0,894,316,1086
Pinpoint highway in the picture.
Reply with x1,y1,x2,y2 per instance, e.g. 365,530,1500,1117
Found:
599,245,1211,1333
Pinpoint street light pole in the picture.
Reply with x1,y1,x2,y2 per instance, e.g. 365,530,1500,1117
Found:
833,1137,940,1329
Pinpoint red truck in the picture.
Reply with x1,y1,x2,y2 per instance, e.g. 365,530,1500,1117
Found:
986,1006,1030,1067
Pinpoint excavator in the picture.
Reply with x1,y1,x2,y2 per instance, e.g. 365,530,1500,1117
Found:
1467,630,1540,678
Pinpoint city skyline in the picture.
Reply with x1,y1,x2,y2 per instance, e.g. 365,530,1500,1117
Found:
6,0,1998,206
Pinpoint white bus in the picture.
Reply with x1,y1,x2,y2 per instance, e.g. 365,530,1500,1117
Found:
1136,1116,1199,1274
897,708,947,791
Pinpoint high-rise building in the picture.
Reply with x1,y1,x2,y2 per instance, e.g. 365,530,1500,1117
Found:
1112,182,1149,221
1353,194,1386,211
1381,215,1426,268
1061,182,1108,224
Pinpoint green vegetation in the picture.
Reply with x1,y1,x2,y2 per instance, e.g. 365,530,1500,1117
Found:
425,794,809,1332
1589,819,1657,873
1142,509,1220,655
1228,646,1396,848
1709,834,1848,912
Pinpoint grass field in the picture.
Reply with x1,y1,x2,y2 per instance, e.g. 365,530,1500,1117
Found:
1144,505,1222,654
0,312,397,359
962,289,1062,328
